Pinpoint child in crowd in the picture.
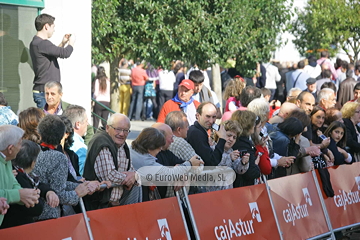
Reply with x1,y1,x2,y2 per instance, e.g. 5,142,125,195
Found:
223,78,245,112
261,88,281,119
324,121,352,165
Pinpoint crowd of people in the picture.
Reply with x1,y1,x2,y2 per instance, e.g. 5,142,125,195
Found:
0,12,359,237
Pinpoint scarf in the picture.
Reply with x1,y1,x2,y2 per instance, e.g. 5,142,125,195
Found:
172,93,194,112
40,142,56,150
14,165,40,188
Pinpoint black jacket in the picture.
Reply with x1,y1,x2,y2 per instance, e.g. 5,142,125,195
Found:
187,121,225,166
0,171,52,229
343,118,360,160
232,136,261,187
327,138,347,166
156,150,185,198
83,128,131,210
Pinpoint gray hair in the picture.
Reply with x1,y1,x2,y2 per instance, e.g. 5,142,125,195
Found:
247,98,270,123
0,125,24,151
107,113,130,126
45,81,62,94
63,104,86,127
287,87,302,98
165,111,187,131
317,88,335,102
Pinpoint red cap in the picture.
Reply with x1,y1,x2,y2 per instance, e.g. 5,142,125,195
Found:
179,79,194,90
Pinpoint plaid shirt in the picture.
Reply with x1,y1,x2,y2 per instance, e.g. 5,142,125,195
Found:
94,145,134,201
169,136,200,162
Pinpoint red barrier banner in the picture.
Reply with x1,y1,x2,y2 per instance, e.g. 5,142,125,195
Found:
317,162,360,229
267,171,329,239
87,197,188,240
188,184,280,240
0,213,89,240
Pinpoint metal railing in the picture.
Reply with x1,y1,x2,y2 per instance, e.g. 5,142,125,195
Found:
91,98,115,130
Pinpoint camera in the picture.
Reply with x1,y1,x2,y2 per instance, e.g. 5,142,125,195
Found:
212,123,220,131
239,150,248,158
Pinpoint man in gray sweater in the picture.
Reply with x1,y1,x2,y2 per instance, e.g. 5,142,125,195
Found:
30,13,75,108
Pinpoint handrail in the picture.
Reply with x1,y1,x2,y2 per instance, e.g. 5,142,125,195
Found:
91,98,116,131
91,98,116,114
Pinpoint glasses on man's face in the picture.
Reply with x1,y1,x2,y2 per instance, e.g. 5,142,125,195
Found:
109,125,131,134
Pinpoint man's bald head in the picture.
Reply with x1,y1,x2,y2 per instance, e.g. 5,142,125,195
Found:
296,91,315,115
279,102,298,118
151,122,174,150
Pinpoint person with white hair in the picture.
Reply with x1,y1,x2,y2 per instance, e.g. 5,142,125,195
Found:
317,88,336,110
83,113,138,210
286,87,302,103
247,98,270,125
0,125,40,226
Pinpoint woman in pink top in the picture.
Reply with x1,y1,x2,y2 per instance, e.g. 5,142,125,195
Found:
223,77,245,112
93,67,110,130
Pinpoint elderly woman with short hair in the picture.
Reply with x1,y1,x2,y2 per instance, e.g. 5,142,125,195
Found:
341,101,360,162
247,98,270,125
32,115,99,220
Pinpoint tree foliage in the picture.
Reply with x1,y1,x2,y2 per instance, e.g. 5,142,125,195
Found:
235,0,292,76
290,0,360,62
92,0,291,74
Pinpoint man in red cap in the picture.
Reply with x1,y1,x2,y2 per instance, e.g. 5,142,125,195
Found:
157,79,200,126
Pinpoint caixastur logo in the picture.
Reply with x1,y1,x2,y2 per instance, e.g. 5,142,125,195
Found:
334,177,360,210
356,176,360,191
213,202,261,239
282,188,311,226
249,202,262,223
157,219,172,240
127,218,172,240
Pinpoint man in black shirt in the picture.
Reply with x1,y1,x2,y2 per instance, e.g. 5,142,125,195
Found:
30,13,75,108
187,102,227,166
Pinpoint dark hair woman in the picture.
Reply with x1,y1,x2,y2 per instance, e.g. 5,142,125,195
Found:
310,106,333,168
32,115,99,220
324,121,352,165
18,107,45,144
59,115,81,180
93,66,110,130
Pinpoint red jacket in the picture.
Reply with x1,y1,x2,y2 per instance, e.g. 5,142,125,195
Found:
255,144,272,175
157,99,200,123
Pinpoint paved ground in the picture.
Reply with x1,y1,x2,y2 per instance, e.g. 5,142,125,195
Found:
126,119,155,145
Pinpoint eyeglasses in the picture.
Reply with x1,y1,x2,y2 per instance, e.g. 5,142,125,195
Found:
109,125,131,134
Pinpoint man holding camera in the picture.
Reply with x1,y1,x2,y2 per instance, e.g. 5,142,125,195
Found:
187,102,227,166
30,14,75,108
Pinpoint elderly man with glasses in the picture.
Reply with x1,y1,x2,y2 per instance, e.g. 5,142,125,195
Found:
83,113,138,210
